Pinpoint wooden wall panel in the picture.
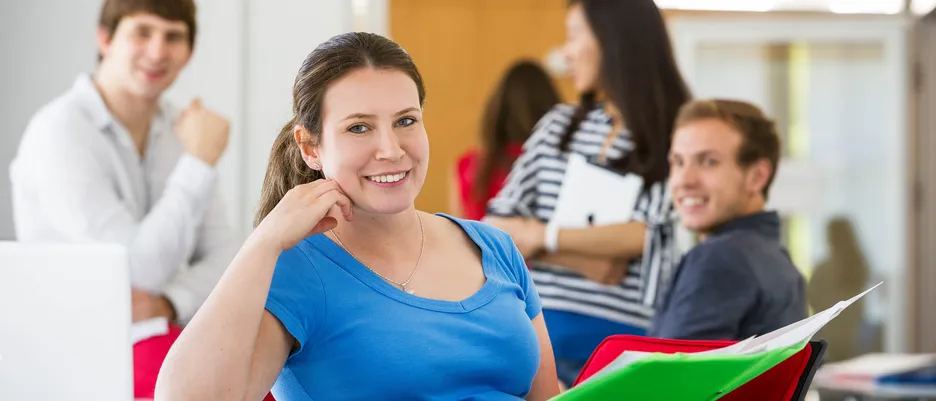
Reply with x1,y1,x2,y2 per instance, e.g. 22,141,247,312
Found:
389,0,574,214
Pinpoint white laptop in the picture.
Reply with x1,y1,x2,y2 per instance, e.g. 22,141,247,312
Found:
0,241,134,401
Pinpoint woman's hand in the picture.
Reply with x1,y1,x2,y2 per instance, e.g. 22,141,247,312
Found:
253,179,354,251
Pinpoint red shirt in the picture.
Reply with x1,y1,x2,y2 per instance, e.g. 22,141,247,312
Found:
455,144,523,221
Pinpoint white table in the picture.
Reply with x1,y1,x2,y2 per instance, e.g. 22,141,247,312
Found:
812,376,936,400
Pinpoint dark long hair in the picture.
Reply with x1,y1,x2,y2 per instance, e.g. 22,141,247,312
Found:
254,32,426,226
474,60,561,200
561,0,692,184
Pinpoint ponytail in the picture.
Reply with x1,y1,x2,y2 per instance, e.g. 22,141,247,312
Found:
253,119,324,227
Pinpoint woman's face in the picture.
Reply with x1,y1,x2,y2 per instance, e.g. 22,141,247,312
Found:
303,67,429,216
563,3,601,94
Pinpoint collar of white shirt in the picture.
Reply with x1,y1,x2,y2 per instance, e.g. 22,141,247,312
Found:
71,73,181,147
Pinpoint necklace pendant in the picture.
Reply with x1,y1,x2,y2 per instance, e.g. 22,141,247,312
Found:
402,284,415,295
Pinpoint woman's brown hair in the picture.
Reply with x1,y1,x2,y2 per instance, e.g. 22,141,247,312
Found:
254,32,426,226
474,60,560,200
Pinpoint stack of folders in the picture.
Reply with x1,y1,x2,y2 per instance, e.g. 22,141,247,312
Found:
551,282,883,401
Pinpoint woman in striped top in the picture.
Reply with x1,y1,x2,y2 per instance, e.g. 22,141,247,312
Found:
485,0,692,386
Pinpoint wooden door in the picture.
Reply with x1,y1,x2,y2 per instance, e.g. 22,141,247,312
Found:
389,0,576,214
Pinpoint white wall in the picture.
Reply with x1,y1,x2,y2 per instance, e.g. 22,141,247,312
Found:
163,0,247,236
670,16,910,352
243,0,352,235
0,0,100,240
0,0,354,240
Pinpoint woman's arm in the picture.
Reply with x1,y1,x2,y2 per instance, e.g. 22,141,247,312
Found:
526,313,560,401
486,217,646,260
155,238,291,401
535,253,626,285
155,179,353,401
552,222,646,259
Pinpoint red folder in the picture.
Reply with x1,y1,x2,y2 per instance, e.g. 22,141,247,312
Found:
572,334,826,400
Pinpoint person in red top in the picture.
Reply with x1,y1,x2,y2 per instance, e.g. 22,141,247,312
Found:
452,60,561,220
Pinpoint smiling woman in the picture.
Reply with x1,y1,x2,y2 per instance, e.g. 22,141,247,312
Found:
154,32,560,401
300,68,429,215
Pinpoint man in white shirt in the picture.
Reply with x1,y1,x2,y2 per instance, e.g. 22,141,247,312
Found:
9,0,234,326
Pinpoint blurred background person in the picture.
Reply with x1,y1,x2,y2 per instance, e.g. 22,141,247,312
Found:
450,60,561,221
8,0,237,398
485,0,692,387
650,99,807,340
808,217,875,361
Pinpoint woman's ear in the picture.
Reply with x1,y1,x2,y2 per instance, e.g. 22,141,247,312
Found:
294,125,321,170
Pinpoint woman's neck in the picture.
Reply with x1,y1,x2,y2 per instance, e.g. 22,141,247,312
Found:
329,207,425,266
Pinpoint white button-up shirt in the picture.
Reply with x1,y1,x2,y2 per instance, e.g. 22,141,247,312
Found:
9,74,235,323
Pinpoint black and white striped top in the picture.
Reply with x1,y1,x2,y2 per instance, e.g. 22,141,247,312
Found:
487,104,680,328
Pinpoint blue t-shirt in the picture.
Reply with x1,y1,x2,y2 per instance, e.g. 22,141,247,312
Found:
264,214,544,400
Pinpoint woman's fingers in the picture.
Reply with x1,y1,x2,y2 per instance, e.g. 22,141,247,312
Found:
308,216,338,236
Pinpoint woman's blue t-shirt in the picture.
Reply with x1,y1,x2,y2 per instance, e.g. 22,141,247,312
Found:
264,214,544,400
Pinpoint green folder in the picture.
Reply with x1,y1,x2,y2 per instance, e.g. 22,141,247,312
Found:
550,341,808,401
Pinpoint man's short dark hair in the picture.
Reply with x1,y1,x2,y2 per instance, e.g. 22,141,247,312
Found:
98,0,197,60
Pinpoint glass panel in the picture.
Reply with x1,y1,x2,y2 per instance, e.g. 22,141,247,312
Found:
689,40,896,360
912,0,936,14
655,0,904,14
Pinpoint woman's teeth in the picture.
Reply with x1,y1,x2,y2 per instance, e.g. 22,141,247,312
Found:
682,197,704,207
367,172,407,183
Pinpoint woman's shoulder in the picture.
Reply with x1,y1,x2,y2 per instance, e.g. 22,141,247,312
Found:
522,103,578,150
273,236,332,278
538,103,577,125
530,103,610,139
429,214,515,257
545,102,607,121
550,102,578,115
429,212,501,237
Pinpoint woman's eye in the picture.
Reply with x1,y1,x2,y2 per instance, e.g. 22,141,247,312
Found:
396,117,416,127
348,124,368,134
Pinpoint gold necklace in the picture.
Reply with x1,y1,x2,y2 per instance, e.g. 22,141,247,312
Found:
330,211,425,295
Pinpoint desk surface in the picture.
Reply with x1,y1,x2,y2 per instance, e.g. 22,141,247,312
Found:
813,376,936,398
